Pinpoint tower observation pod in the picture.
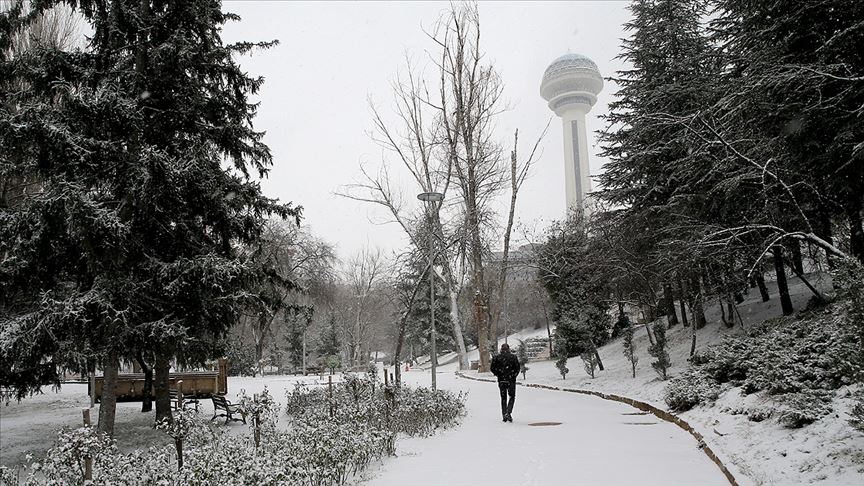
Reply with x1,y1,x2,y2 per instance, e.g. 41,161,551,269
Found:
540,53,603,216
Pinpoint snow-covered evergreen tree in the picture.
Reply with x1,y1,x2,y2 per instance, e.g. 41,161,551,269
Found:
555,356,569,380
318,311,342,358
516,339,529,379
580,351,598,379
648,322,671,380
0,0,298,434
539,216,611,357
621,316,638,378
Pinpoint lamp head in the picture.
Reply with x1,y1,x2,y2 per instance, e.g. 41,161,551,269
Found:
417,192,445,202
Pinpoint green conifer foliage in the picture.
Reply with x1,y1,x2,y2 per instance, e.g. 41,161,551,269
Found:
0,1,298,410
555,356,569,380
621,316,638,378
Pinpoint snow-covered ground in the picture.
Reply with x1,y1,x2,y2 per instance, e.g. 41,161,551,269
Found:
4,368,734,486
3,273,862,485
364,367,729,486
454,273,864,485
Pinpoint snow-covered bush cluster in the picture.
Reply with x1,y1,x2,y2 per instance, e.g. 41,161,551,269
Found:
665,304,862,429
664,367,720,411
2,377,464,485
851,394,864,432
3,424,116,485
238,386,281,443
284,374,466,439
4,418,386,485
833,259,864,431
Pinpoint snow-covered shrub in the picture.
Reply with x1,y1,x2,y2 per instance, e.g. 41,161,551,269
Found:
0,466,18,486
390,386,466,437
739,310,857,395
664,367,720,411
10,374,464,486
319,354,341,374
834,259,864,389
25,424,115,485
238,386,281,445
777,391,833,428
283,374,465,439
555,356,569,379
366,363,379,380
155,408,204,469
11,376,462,486
666,303,862,423
746,407,773,422
851,395,864,432
15,417,392,485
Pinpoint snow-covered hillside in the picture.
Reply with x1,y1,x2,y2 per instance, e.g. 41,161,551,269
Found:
453,272,864,486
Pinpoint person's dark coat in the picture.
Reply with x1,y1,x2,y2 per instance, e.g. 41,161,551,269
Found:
490,350,520,383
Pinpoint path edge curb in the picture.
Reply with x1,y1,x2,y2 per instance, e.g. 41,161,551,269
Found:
455,370,742,486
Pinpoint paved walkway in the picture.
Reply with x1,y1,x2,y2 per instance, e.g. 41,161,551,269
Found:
365,369,729,486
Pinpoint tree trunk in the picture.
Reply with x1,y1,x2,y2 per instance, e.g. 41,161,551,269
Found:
847,202,864,264
490,135,524,357
473,284,490,372
689,326,697,357
175,438,183,470
254,316,268,377
448,287,469,370
693,297,706,329
790,240,805,275
677,277,689,327
353,304,363,367
755,269,770,302
663,282,678,327
689,276,707,329
816,203,836,269
467,209,490,371
782,252,827,303
593,348,604,371
542,296,554,356
644,321,655,346
135,352,153,413
97,350,119,437
772,246,794,316
154,352,172,424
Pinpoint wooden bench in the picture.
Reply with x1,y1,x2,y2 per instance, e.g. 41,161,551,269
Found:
211,395,246,425
169,390,199,412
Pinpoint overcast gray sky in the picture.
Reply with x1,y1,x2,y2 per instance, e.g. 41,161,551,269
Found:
221,1,631,259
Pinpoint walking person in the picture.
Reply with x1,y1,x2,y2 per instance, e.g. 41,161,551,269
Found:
490,343,520,422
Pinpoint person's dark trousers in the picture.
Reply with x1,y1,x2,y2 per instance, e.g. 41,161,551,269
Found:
498,380,516,418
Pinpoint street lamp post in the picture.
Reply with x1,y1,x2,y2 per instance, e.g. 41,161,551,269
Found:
417,191,444,390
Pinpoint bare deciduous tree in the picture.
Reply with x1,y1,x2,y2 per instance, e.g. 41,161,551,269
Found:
342,247,387,367
237,220,336,375
430,3,506,372
342,3,547,373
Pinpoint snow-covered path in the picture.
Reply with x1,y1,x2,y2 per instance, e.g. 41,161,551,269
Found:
365,368,729,486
